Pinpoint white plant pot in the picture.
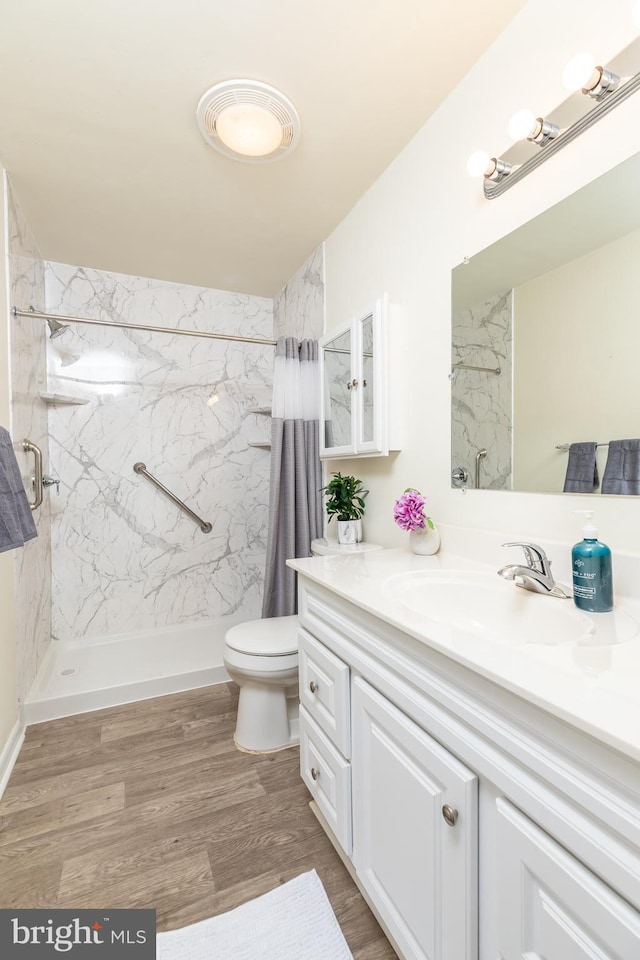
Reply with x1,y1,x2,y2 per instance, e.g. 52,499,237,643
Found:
409,524,441,556
336,519,363,544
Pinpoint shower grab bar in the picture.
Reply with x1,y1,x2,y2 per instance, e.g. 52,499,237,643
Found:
23,440,43,511
475,448,487,490
133,462,212,533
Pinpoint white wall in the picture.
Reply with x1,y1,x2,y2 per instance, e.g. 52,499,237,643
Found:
324,0,640,555
0,168,19,773
513,227,640,493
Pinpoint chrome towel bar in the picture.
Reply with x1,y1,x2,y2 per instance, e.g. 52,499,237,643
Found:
133,462,212,533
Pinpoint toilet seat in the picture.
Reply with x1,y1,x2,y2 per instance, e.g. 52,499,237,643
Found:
224,615,298,657
223,645,298,675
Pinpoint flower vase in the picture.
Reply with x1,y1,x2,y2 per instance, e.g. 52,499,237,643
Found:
337,519,363,545
409,524,440,556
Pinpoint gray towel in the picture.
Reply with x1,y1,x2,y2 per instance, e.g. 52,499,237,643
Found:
563,442,599,493
0,426,38,553
602,439,640,495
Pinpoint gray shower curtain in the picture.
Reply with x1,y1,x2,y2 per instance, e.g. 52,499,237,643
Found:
262,338,323,618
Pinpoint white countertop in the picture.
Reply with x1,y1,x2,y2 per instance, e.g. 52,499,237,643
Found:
288,548,640,762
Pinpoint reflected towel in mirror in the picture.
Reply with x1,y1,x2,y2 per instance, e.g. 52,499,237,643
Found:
563,442,599,493
602,439,640,495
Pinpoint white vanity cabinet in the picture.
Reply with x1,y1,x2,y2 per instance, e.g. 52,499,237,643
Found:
319,297,391,458
295,575,640,960
352,678,477,960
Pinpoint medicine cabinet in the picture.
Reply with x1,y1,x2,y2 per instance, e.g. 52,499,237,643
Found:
319,297,390,459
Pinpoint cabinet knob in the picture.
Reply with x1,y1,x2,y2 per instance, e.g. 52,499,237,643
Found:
309,681,318,694
442,804,458,827
346,378,359,390
310,767,320,781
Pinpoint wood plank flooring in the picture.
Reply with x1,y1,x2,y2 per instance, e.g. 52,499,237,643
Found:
0,684,396,959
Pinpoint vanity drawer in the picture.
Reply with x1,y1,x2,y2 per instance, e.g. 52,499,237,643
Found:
300,706,352,855
299,627,351,758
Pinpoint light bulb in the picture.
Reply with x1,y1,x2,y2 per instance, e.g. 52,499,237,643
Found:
562,53,597,92
508,108,537,141
634,0,640,27
467,150,491,177
215,103,283,157
206,393,219,407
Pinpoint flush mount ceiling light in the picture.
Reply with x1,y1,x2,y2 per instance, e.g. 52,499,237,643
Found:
196,79,301,163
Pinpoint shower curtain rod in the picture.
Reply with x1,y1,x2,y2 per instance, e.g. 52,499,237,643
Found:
11,307,278,347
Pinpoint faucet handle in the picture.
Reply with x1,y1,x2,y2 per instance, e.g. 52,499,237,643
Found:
502,541,550,573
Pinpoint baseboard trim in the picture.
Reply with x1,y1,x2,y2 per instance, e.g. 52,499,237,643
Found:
0,719,25,800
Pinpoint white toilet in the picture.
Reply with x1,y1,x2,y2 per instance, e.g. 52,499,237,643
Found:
223,537,382,753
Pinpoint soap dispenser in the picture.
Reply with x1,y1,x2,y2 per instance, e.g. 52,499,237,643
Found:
571,511,613,613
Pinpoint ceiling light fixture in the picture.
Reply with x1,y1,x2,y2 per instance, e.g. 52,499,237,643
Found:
196,79,301,163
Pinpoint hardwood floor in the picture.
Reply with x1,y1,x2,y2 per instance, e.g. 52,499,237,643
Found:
0,684,396,959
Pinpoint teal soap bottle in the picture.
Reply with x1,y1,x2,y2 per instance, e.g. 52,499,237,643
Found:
571,511,613,613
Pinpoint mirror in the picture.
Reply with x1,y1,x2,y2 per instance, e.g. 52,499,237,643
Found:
451,150,640,495
360,314,374,445
323,327,352,449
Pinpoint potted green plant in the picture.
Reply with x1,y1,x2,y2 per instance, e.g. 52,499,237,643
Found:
321,472,368,544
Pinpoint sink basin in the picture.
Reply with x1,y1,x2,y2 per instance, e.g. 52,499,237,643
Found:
385,569,597,646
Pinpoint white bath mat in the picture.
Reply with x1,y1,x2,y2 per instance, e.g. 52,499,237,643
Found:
157,869,353,960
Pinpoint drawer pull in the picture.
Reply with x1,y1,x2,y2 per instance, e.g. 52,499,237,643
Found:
309,681,319,694
310,767,320,781
442,804,458,827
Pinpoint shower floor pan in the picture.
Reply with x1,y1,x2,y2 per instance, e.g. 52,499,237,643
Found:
24,614,246,724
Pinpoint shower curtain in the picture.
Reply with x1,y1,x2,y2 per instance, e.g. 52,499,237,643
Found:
262,338,323,618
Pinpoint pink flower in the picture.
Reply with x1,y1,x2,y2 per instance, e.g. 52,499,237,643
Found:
393,489,428,532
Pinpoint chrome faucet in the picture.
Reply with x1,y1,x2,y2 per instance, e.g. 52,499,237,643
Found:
498,542,572,599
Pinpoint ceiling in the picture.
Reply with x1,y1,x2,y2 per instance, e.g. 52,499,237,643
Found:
0,0,524,298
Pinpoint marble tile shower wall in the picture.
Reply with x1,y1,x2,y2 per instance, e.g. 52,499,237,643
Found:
5,176,52,701
45,263,273,641
451,290,513,491
273,244,324,340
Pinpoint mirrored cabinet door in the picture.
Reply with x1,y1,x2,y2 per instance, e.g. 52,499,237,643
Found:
319,297,388,459
355,309,379,453
321,325,355,457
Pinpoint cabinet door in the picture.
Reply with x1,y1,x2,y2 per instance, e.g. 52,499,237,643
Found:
352,678,478,960
353,299,387,456
320,323,356,457
319,296,389,459
496,797,640,960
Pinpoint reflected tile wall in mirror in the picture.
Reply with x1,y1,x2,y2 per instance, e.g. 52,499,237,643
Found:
451,290,513,490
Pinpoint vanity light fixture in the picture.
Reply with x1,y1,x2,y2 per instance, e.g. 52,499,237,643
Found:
562,53,620,100
469,28,640,199
507,109,560,146
467,150,513,182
